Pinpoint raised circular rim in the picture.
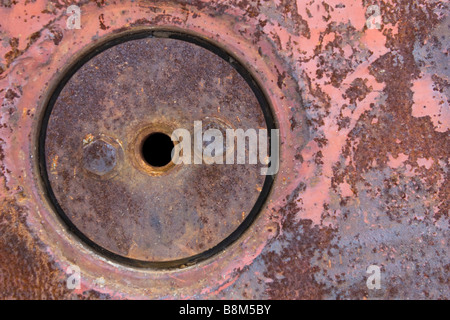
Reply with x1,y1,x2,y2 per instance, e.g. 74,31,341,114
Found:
38,29,277,269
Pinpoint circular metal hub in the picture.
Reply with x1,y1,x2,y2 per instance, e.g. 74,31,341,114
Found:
40,31,274,267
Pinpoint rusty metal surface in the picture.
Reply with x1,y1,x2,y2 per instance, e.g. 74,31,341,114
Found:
43,35,268,264
0,0,448,299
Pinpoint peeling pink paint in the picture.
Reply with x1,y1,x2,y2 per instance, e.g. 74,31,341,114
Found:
411,73,450,132
387,152,409,169
417,157,434,169
339,182,354,197
1,0,448,300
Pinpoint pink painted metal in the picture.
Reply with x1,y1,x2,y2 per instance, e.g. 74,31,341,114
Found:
0,0,448,299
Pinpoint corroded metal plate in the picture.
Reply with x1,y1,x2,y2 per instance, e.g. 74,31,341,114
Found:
42,32,274,266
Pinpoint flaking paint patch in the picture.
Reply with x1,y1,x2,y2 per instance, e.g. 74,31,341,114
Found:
417,157,434,169
387,152,409,169
411,73,450,132
0,0,448,300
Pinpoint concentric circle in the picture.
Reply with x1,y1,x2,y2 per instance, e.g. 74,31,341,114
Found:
39,30,276,268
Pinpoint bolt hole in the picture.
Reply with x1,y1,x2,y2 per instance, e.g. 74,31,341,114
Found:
141,132,174,167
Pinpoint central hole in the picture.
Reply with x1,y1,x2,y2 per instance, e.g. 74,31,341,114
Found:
141,132,174,167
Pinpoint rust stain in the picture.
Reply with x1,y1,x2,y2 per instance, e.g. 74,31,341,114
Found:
0,0,448,299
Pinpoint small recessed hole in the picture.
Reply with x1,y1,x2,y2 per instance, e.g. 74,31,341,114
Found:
141,132,174,167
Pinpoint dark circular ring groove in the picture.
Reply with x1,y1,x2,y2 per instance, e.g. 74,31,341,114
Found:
38,29,277,269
